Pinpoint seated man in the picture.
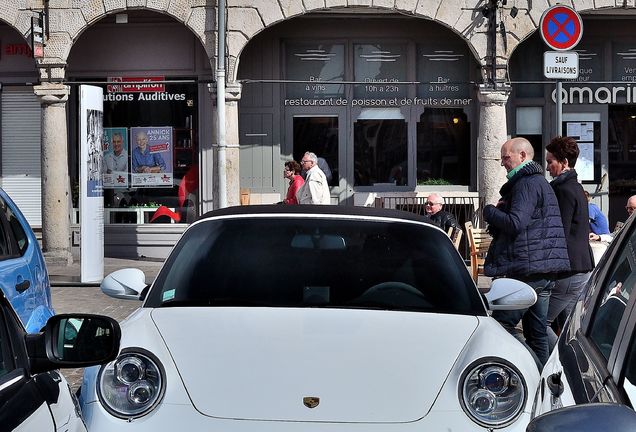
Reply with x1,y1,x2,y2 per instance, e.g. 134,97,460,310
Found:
590,194,636,243
585,191,610,235
424,193,461,233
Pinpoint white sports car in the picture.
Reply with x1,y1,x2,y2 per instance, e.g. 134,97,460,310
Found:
80,205,540,431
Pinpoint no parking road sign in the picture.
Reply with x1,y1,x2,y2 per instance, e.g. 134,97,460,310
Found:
540,5,583,51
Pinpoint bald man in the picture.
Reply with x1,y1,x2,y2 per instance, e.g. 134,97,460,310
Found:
483,137,570,369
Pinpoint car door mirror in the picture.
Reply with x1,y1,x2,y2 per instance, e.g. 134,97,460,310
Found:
101,268,147,300
27,314,121,374
485,278,537,310
527,403,636,432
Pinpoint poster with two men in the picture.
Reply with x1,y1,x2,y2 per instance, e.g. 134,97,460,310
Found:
102,126,173,188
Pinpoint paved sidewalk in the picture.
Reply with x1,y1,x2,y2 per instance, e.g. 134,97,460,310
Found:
48,257,164,390
48,256,164,286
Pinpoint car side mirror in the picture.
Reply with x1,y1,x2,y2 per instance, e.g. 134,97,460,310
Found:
101,268,147,300
527,403,636,432
27,314,121,374
485,278,537,310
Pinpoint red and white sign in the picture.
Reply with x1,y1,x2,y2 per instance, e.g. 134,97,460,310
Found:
540,5,583,51
107,76,165,93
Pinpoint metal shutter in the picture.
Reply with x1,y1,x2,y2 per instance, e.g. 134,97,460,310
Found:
1,86,42,226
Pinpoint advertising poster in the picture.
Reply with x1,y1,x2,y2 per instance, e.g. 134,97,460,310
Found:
130,126,173,187
577,142,595,181
79,85,104,283
102,127,129,188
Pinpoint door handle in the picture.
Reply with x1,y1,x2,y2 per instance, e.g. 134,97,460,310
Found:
15,279,31,293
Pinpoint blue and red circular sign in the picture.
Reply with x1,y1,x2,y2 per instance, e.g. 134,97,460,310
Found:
540,5,583,51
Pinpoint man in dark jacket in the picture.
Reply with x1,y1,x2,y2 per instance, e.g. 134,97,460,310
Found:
425,193,461,233
484,137,570,368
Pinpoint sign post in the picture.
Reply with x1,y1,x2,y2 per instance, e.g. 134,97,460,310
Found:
540,5,583,137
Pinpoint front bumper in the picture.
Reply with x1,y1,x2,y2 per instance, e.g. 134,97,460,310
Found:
81,400,532,432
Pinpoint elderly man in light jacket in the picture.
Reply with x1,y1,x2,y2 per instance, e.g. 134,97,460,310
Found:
296,152,331,205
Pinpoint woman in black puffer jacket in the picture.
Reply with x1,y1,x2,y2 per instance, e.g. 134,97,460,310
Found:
545,136,595,350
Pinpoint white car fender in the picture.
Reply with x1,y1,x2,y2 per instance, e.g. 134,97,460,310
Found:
533,347,576,417
80,308,190,408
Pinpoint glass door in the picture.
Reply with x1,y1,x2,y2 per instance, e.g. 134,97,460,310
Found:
609,106,636,228
284,109,349,203
352,108,409,187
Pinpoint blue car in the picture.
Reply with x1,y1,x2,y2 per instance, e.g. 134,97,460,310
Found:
0,188,54,332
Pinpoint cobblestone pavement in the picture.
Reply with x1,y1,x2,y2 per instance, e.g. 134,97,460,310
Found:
53,286,141,390
49,258,162,391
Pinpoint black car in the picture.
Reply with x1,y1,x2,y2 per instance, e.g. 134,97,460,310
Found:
0,290,120,431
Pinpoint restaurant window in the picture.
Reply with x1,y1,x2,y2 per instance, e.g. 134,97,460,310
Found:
516,106,544,166
354,109,407,186
72,78,199,224
416,109,469,186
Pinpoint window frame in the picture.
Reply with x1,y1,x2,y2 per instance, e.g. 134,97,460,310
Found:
582,217,636,382
0,196,20,262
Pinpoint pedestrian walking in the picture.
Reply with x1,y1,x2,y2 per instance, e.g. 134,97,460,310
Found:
281,160,304,205
484,137,570,369
545,136,594,350
296,152,331,205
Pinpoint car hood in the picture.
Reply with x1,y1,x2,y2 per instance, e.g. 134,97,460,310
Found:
151,307,478,423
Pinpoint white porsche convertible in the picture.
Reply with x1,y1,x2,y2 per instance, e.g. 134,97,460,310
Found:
79,205,539,431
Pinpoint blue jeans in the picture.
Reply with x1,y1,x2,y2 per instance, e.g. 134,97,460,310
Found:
547,271,591,350
492,277,554,369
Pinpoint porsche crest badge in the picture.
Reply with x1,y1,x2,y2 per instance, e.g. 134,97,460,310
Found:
303,396,320,408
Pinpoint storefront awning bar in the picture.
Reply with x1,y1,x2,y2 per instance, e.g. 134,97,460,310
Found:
65,79,203,85
239,79,479,85
509,80,636,84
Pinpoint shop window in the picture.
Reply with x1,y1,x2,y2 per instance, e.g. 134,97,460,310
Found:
416,109,469,186
353,43,407,100
515,106,544,167
509,32,544,98
72,79,199,224
285,43,345,99
292,117,339,187
354,109,407,186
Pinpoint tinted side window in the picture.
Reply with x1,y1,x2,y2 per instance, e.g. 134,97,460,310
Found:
0,197,27,256
589,226,636,360
0,217,10,259
0,308,15,379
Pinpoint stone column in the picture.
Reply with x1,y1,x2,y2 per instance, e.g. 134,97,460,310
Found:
477,87,510,209
33,83,72,265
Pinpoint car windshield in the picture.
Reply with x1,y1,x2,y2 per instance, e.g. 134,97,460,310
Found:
146,216,485,315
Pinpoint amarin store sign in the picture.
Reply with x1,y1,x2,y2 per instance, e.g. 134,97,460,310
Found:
551,84,636,104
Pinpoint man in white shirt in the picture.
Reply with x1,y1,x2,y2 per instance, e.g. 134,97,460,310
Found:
296,152,331,205
104,132,128,173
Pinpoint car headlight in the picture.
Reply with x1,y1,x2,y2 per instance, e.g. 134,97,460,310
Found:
97,349,165,418
460,358,527,428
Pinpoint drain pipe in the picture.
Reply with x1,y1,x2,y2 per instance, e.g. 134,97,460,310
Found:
216,0,227,208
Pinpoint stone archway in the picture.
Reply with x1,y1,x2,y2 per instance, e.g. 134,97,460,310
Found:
37,2,213,70
226,2,488,83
